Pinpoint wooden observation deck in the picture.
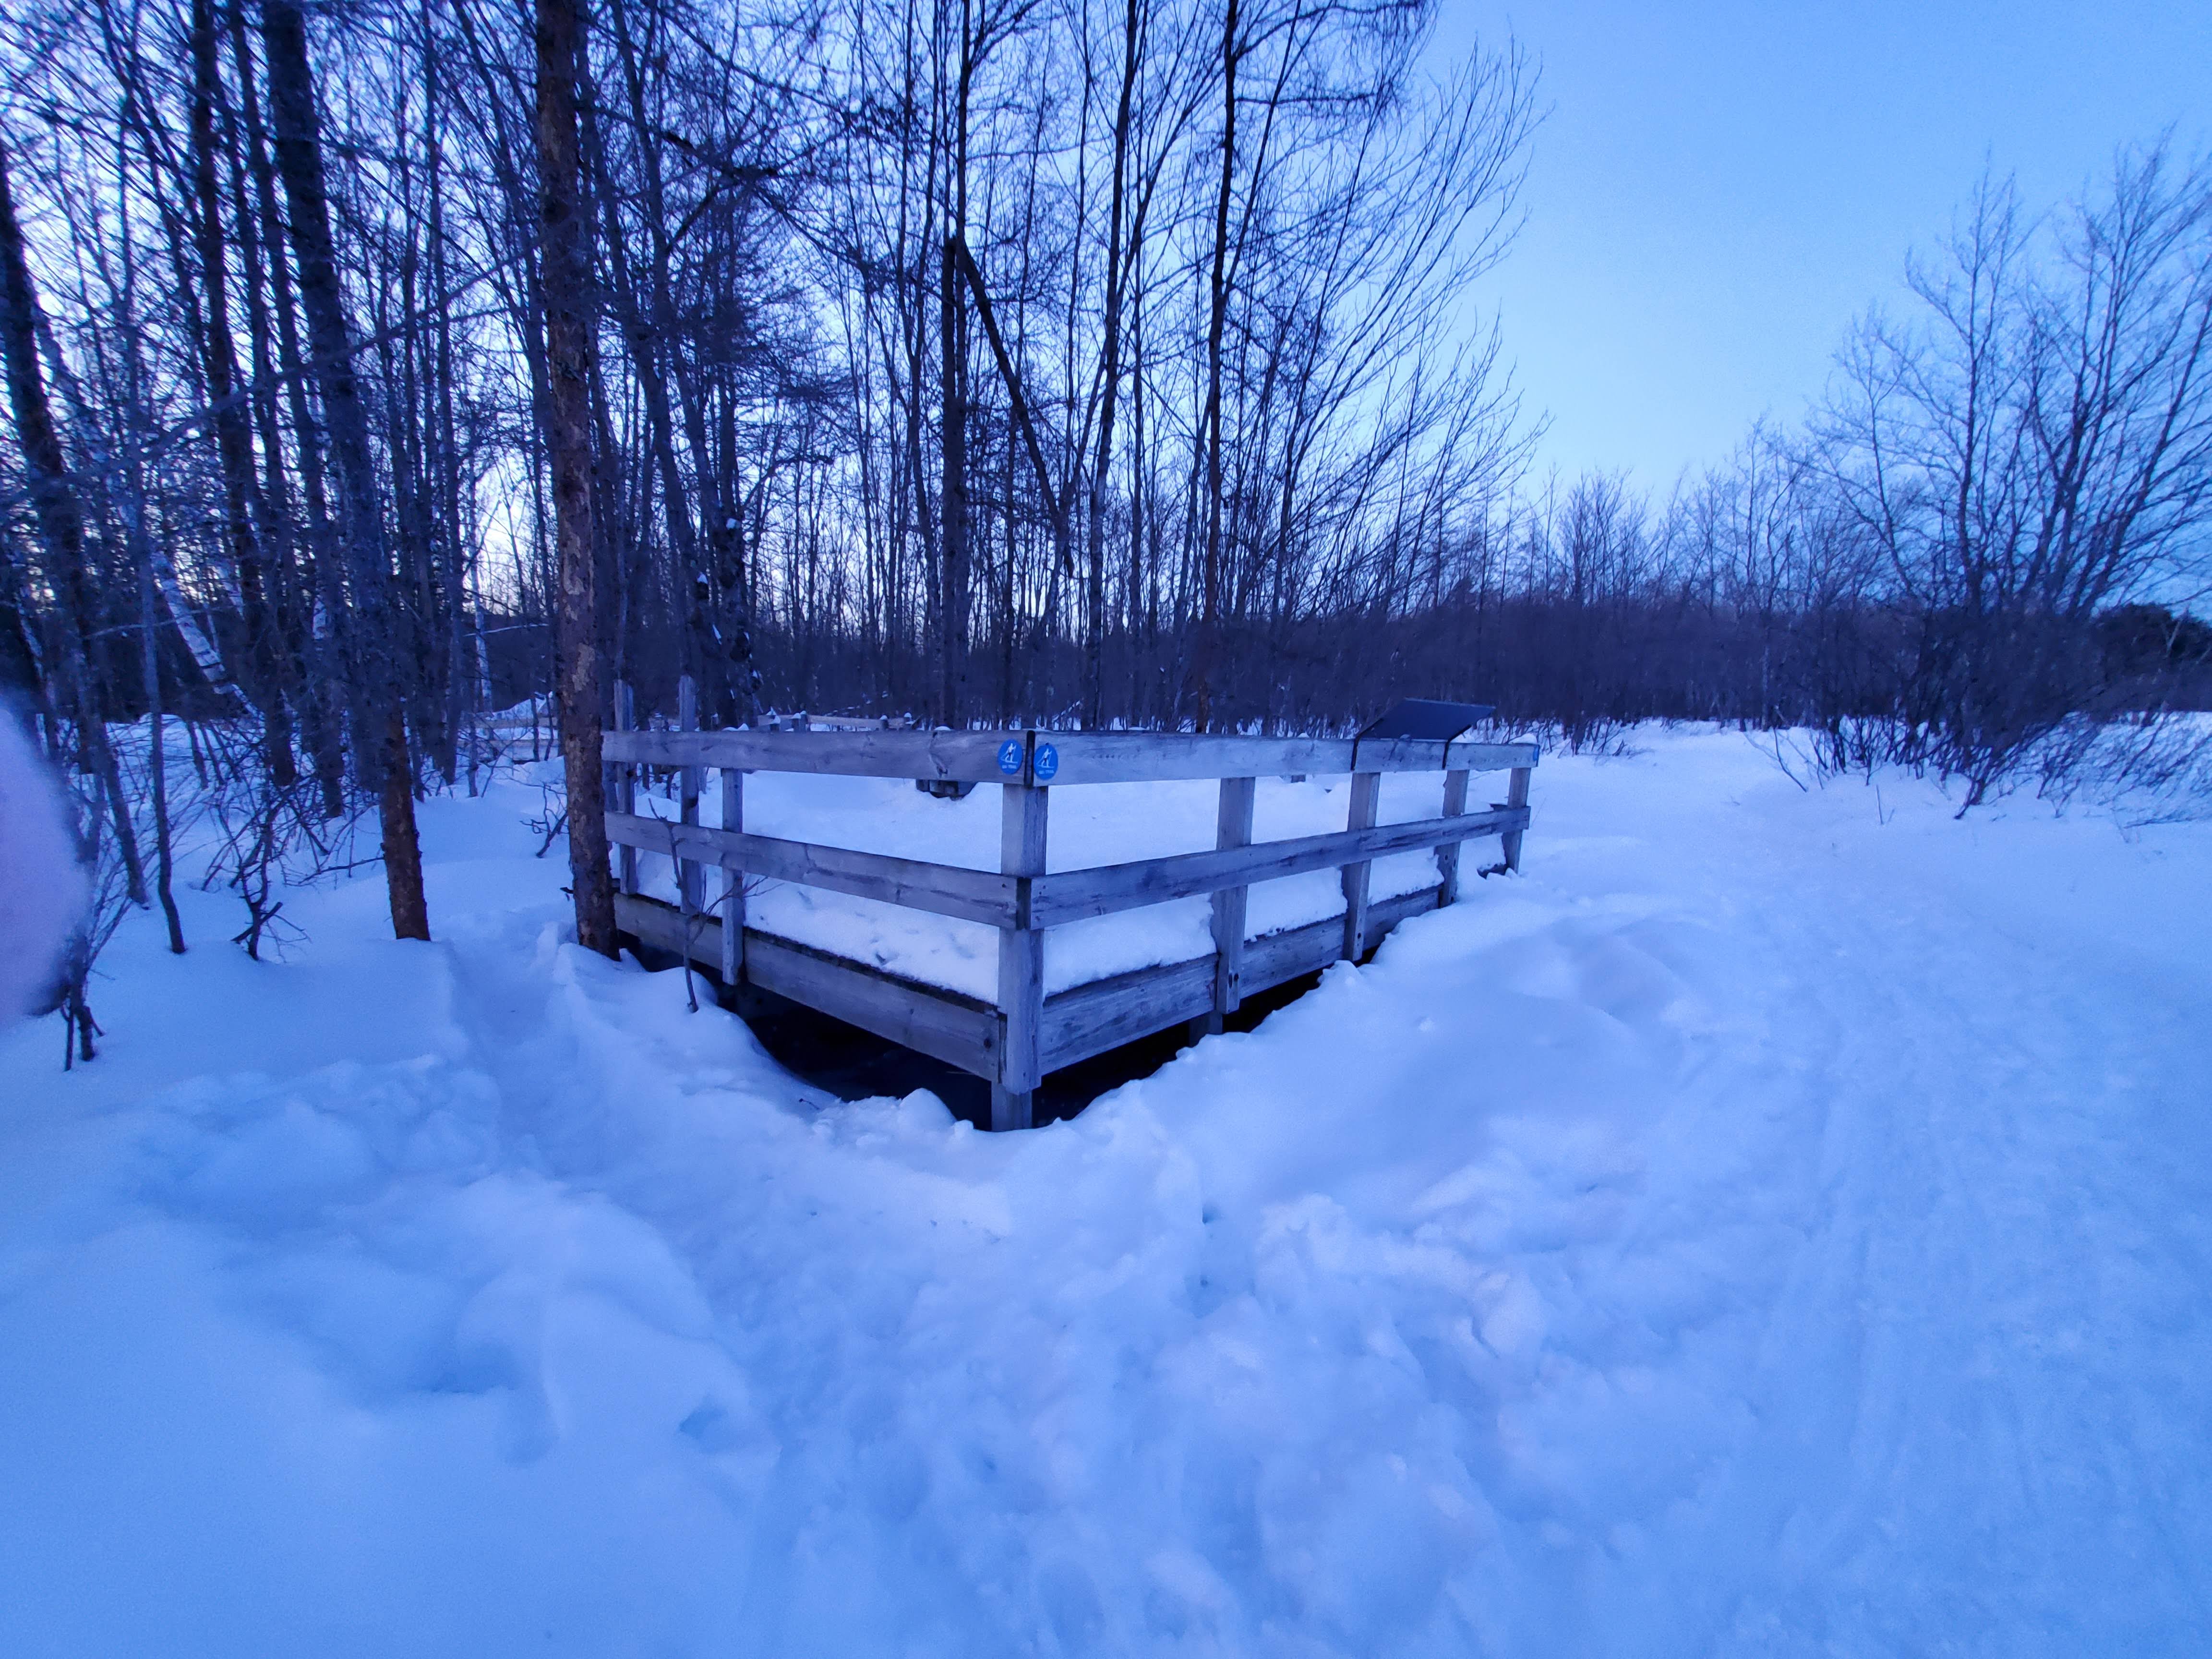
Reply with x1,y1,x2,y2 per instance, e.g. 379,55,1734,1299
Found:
602,709,1536,1130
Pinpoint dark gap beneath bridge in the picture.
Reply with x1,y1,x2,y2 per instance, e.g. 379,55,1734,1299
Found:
626,938,1324,1129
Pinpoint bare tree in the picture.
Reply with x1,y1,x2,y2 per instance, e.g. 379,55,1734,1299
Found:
1818,145,2212,800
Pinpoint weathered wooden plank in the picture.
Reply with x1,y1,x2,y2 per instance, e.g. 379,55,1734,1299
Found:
1501,765,1532,873
623,877,1450,1092
1368,882,1445,939
1021,732,1539,786
1025,732,1348,785
1240,910,1333,995
995,782,1049,1127
614,681,639,896
1040,953,1217,1073
1244,883,1444,995
613,891,999,1078
1029,805,1526,926
749,933,999,1080
602,725,1019,784
625,876,1445,1008
1039,883,1446,1073
1436,769,1471,906
1341,772,1381,962
615,887,723,964
603,725,1536,787
719,767,745,984
676,677,704,913
604,811,1017,927
1352,736,1512,775
1208,776,1256,1033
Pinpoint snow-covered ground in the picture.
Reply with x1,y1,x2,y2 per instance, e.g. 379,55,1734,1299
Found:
2,727,2208,1657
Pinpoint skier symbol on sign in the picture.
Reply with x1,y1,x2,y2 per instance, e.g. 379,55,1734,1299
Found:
997,740,1024,776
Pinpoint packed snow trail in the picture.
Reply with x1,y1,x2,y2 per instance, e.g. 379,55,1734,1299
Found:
1,729,2206,1656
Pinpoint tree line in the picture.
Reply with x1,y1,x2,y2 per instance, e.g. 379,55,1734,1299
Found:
0,0,2206,1048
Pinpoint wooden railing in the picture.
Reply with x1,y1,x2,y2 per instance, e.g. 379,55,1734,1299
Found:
601,700,1536,1130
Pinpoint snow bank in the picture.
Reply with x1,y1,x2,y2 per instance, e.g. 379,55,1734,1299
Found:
2,728,2208,1656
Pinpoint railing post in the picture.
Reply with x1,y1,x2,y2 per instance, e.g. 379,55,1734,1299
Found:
1340,769,1381,960
719,765,745,986
614,679,638,897
1436,768,1470,905
677,675,703,912
1198,776,1256,1037
994,770,1048,1131
1500,764,1531,873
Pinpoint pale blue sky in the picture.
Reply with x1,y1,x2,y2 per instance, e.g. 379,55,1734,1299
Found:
1439,0,2212,487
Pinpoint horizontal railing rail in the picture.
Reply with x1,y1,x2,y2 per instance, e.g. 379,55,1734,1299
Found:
1028,805,1527,927
607,803,1525,930
603,724,1538,786
1022,732,1538,786
604,812,1019,928
603,725,1016,784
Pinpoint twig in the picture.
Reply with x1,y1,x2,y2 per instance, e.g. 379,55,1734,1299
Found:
667,817,701,1013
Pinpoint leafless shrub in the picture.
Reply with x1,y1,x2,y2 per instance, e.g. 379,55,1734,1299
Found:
194,720,372,962
526,778,570,858
2033,713,2212,821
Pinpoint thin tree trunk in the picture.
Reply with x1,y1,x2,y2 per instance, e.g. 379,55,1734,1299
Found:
0,542,40,713
111,142,185,956
229,0,346,817
139,541,185,954
260,0,430,939
424,7,469,782
223,6,309,754
1193,0,1239,731
0,139,146,902
940,228,968,727
191,0,294,784
536,0,616,957
1084,0,1140,729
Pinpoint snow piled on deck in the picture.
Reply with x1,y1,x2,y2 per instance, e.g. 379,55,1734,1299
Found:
627,766,1467,998
2,727,2208,1656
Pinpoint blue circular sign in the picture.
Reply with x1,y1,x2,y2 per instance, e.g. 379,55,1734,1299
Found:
997,739,1025,776
1033,743,1059,782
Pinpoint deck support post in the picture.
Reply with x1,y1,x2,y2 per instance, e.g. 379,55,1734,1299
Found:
614,680,639,896
677,676,703,912
719,766,745,985
1500,765,1531,873
1436,769,1470,905
994,774,1049,1130
1341,770,1381,961
1198,776,1256,1037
